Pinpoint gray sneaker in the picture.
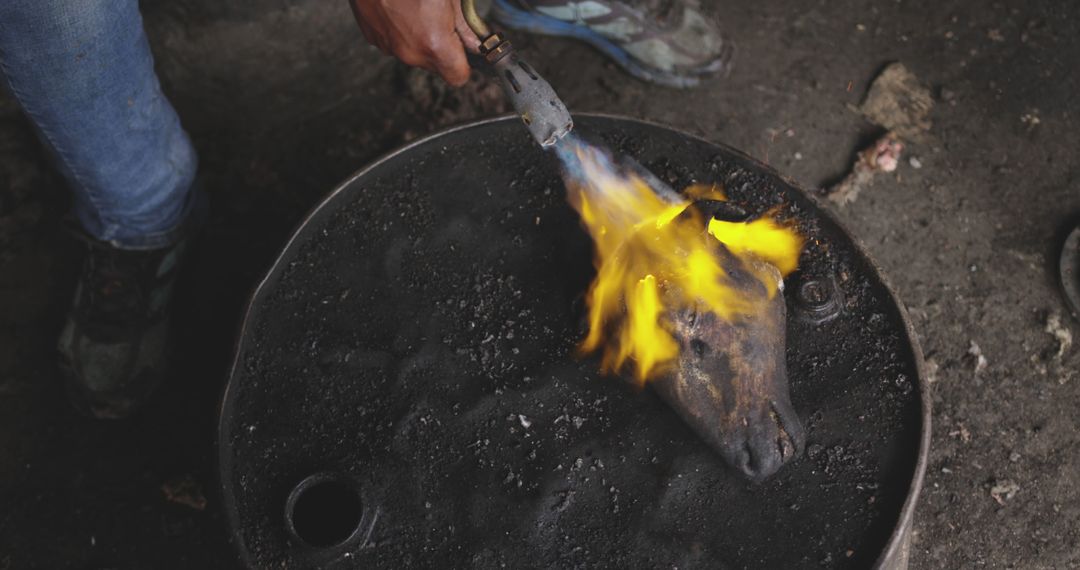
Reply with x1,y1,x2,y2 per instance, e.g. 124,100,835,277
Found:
492,0,733,87
57,233,189,419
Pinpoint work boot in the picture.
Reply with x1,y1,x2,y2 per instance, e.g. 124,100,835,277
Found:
57,233,189,419
492,0,733,88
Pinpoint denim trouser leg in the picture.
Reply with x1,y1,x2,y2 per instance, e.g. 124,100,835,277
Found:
0,0,197,250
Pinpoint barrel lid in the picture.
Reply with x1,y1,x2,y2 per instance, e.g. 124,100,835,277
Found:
219,114,929,569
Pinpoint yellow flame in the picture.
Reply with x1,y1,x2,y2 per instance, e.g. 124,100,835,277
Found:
707,215,802,276
562,142,804,382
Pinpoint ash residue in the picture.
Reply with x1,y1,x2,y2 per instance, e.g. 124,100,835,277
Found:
438,270,534,380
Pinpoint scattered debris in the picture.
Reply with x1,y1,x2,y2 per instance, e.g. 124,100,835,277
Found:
518,414,532,429
1020,111,1041,129
161,475,207,511
966,341,989,375
924,357,940,384
827,134,905,205
1044,312,1073,359
1041,312,1075,384
989,479,1020,505
858,62,934,141
948,423,972,443
827,62,932,206
1030,352,1049,377
987,29,1006,42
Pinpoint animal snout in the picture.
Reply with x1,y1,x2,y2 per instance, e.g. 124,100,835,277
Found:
730,402,805,482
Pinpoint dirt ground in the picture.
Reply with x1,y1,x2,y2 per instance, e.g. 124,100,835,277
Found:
2,0,1079,568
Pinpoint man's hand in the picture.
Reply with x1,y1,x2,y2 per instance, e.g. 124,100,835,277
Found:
349,0,482,87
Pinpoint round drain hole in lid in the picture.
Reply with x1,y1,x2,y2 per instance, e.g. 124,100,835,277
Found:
284,472,363,549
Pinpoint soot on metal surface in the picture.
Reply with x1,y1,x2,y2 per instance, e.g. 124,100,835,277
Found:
220,115,926,569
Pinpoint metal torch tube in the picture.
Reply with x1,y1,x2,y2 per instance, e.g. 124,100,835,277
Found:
461,0,492,40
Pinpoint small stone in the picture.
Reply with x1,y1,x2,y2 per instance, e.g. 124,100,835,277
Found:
948,423,972,443
909,156,923,169
1045,312,1073,360
925,358,940,384
990,480,1020,505
967,341,989,374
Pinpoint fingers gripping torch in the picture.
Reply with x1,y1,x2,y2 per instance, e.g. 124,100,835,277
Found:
461,0,574,147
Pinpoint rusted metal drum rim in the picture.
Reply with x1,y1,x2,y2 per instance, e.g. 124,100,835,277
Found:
1061,224,1080,319
219,113,931,569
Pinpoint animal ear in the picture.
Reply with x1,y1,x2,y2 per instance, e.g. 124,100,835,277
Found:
689,199,751,224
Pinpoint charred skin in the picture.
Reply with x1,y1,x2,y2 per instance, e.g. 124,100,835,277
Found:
651,256,805,482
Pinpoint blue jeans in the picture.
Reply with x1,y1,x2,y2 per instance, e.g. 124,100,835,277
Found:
0,0,197,250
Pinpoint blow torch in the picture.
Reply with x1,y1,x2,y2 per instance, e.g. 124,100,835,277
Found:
461,0,574,147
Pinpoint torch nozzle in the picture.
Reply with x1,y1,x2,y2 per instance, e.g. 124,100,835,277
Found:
490,49,574,147
460,0,573,147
